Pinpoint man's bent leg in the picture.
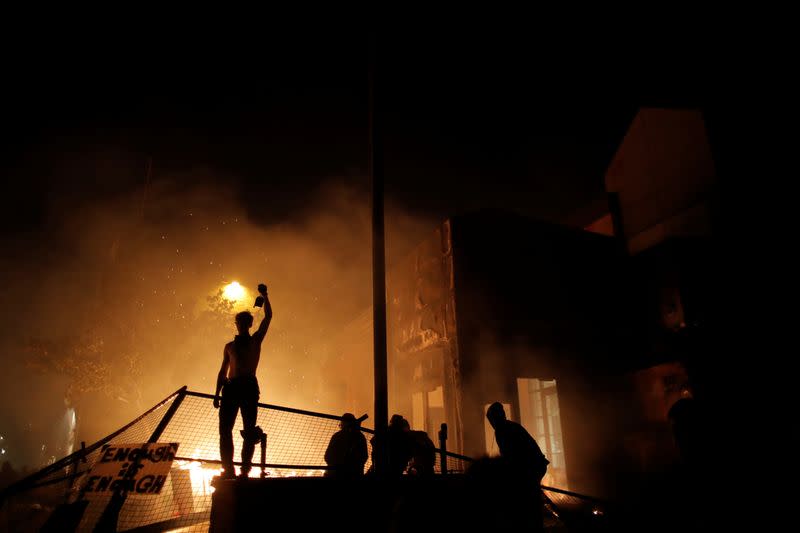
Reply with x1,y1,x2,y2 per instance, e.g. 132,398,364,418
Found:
219,392,239,477
239,383,260,475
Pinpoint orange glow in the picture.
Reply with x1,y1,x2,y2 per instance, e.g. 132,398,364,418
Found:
222,281,246,302
177,460,218,499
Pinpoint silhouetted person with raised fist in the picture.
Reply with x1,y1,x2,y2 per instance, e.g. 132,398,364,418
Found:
486,402,549,531
324,413,368,479
214,284,272,479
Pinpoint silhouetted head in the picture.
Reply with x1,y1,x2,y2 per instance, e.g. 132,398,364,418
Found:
340,412,357,430
486,402,506,429
235,311,254,334
389,414,407,430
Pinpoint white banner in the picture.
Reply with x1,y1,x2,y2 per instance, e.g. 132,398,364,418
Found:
84,442,179,497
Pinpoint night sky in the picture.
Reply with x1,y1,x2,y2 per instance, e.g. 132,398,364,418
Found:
0,24,714,238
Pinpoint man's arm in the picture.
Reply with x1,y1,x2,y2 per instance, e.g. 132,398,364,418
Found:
213,348,230,409
253,291,272,343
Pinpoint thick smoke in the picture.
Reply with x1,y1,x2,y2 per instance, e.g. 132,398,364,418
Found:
0,166,431,470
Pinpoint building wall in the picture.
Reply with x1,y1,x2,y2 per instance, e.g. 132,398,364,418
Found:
322,223,463,450
447,212,637,496
386,221,463,452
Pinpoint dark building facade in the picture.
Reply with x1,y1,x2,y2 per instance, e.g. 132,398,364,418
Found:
385,212,638,495
324,107,718,499
325,212,650,496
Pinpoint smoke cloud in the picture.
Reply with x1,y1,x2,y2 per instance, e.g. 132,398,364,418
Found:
0,155,431,469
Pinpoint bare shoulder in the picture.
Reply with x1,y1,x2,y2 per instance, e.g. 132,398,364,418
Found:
224,341,235,354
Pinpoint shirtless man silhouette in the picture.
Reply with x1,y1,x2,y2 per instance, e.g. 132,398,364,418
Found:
213,284,272,478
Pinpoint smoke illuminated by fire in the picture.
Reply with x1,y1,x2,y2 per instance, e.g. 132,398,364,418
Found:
0,175,431,468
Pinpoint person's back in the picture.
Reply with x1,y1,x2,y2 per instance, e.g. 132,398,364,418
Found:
494,419,549,481
325,413,368,479
370,414,413,477
486,402,548,532
408,430,436,477
387,416,413,476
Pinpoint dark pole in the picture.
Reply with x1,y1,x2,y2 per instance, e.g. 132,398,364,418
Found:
438,423,448,475
369,30,388,477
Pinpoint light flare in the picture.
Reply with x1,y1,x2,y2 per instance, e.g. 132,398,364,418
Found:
222,281,246,302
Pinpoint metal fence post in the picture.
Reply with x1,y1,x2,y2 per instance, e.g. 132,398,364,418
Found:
260,433,268,478
438,423,448,475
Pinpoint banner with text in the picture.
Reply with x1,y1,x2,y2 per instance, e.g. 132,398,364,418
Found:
84,442,179,497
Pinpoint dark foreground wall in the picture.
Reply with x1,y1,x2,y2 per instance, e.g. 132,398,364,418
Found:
209,475,607,533
211,476,474,533
208,475,705,533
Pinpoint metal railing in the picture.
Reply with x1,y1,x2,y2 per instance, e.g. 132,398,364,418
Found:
1,387,607,532
0,387,474,532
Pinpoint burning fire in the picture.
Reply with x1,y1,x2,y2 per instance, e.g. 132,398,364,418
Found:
175,458,324,491
177,460,219,498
